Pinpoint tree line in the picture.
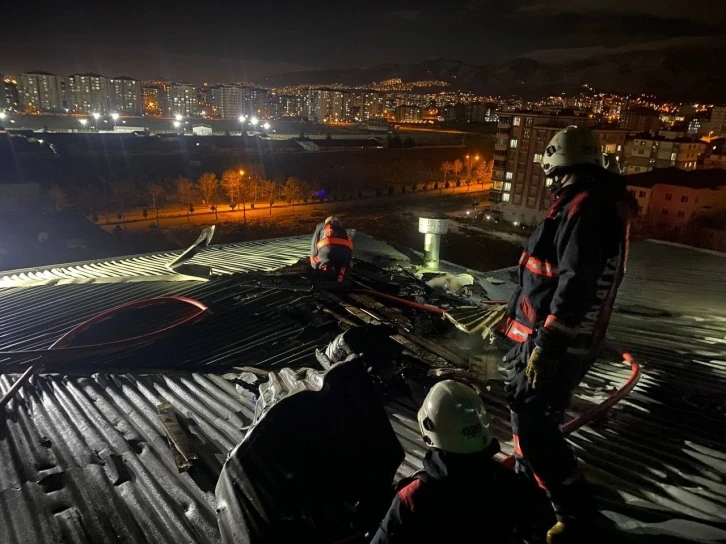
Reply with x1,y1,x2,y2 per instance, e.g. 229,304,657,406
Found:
45,155,493,225
47,167,317,225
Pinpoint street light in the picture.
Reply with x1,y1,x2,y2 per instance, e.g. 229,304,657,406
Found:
263,122,270,132
79,119,87,131
92,112,100,130
250,116,258,127
0,112,6,120
175,113,183,122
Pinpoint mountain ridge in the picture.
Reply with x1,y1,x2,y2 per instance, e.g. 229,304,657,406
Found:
255,46,726,102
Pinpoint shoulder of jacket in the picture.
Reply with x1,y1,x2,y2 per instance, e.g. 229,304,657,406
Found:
396,477,428,512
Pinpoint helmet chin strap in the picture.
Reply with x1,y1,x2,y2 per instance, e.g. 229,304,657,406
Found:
549,172,575,194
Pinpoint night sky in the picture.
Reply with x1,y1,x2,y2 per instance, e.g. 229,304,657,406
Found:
1,0,725,83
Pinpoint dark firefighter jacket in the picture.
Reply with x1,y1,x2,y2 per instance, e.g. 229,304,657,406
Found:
498,166,638,357
310,221,353,270
370,447,520,543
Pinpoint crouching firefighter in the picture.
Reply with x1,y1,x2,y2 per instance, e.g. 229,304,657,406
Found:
310,216,353,285
499,126,637,543
370,380,522,543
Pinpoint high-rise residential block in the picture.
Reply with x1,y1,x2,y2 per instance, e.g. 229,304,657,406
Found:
109,76,141,115
623,133,706,174
67,73,110,114
17,71,63,112
490,111,627,225
168,82,197,117
620,106,661,133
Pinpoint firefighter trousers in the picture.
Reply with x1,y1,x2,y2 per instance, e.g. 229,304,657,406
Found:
504,338,596,522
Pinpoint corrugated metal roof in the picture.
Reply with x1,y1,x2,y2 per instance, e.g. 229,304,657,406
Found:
1,238,725,542
0,236,311,286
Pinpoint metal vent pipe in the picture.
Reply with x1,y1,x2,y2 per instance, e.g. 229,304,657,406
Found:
418,217,448,270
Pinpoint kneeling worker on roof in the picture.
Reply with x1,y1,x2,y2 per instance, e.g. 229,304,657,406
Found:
310,216,353,284
370,380,522,543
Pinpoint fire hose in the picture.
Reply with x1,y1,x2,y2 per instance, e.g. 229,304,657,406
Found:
350,287,642,459
0,296,210,410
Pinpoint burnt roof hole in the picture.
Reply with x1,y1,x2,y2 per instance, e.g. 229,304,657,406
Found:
128,439,144,455
39,472,65,493
39,436,52,448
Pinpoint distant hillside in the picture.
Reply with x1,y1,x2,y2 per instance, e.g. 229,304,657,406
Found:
257,46,726,101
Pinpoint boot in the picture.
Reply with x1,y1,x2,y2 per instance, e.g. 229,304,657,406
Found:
546,522,568,543
546,520,605,544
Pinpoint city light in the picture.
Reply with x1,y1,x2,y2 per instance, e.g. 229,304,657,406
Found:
175,114,183,121
110,113,119,121
250,117,259,126
238,115,247,123
92,113,100,120
173,121,180,128
0,112,6,120
239,170,245,176
263,122,270,130
79,119,87,126
201,110,206,116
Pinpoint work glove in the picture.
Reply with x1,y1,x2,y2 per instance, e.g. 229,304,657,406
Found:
525,346,560,389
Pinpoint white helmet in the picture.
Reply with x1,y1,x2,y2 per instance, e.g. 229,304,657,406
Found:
541,125,602,176
417,380,494,454
602,152,621,174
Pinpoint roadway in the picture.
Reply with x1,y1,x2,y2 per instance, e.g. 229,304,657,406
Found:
100,183,490,232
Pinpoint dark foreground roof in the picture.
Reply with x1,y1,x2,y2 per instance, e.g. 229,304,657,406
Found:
1,236,725,543
625,167,726,190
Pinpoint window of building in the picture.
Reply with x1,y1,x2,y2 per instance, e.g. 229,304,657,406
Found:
661,208,668,215
533,153,543,163
629,189,636,197
665,193,673,201
523,129,531,139
512,194,522,205
513,117,521,126
677,211,685,218
502,193,511,202
506,171,513,180
510,139,518,149
545,177,553,187
681,195,689,203
638,206,644,214
504,182,512,191
639,190,646,198
617,144,622,152
525,117,533,127
527,196,536,207
514,184,524,195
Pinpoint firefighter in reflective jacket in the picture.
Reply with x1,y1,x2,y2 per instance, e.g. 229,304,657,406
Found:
499,126,637,543
370,380,521,544
310,216,353,283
